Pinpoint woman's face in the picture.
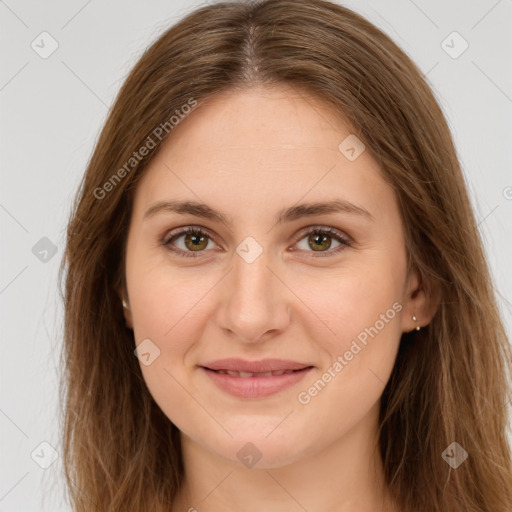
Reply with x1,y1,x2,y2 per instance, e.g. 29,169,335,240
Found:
124,84,419,468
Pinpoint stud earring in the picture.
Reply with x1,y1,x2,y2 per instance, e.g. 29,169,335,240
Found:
122,298,129,309
412,315,421,331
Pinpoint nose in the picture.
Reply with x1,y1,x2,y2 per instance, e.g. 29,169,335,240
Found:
214,248,292,344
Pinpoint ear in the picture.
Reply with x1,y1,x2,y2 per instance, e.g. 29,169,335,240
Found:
401,267,441,333
117,285,133,330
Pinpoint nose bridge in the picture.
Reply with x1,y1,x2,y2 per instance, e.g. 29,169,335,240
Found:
231,232,274,295
217,241,290,343
230,246,275,314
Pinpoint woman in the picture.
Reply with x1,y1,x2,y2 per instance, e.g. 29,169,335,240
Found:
59,0,512,510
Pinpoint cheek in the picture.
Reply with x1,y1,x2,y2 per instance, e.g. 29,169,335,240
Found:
294,275,403,431
292,266,404,422
294,253,405,414
127,266,209,428
126,239,209,339
294,261,404,356
133,290,193,368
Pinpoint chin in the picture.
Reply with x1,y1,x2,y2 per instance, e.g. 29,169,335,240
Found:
205,425,312,469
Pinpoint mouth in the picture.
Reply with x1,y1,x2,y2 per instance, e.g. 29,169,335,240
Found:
203,368,311,377
199,359,314,398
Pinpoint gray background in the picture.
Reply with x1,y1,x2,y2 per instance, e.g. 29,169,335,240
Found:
1,0,511,510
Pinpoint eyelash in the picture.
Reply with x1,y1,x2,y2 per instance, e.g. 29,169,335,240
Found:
162,225,352,259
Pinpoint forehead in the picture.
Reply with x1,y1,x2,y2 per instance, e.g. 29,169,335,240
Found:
162,84,354,154
132,85,395,224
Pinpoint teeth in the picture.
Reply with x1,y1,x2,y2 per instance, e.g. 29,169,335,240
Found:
214,369,300,377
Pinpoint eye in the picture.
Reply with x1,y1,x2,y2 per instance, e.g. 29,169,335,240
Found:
293,226,352,257
162,226,215,258
162,225,352,259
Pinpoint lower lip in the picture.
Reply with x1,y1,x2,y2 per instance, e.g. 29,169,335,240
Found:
201,367,313,399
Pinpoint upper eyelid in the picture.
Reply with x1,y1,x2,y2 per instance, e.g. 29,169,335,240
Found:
163,225,216,244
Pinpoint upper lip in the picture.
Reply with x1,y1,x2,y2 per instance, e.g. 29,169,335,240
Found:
201,358,312,373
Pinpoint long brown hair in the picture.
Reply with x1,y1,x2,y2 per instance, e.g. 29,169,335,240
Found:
59,1,512,510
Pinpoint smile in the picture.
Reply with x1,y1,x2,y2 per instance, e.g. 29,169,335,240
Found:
200,363,314,399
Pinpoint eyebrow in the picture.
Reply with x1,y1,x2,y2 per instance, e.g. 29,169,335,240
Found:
143,198,374,225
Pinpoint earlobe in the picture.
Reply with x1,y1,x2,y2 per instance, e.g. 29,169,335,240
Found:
412,315,421,331
117,285,133,329
402,269,442,333
122,298,134,329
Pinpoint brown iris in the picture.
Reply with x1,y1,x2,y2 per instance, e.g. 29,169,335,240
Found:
184,231,209,251
308,233,332,251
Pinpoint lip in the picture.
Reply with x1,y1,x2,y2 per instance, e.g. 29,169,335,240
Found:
199,358,314,399
201,358,311,373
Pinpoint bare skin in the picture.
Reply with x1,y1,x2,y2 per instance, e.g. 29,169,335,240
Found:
122,84,438,511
